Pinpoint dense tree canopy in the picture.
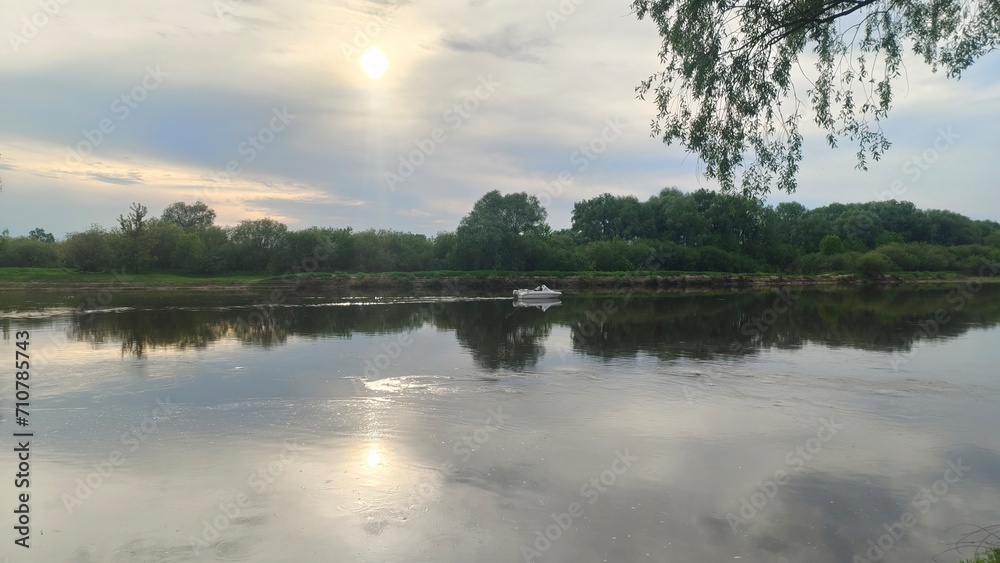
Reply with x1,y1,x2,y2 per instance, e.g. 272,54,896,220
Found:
28,228,55,243
633,0,999,197
161,201,216,229
1,194,998,278
454,190,548,270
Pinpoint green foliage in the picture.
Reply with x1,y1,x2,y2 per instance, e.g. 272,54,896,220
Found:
987,231,1000,249
63,225,116,272
228,218,289,272
147,219,184,270
858,251,899,278
584,239,651,271
0,237,61,268
116,202,152,272
876,231,905,246
572,194,654,241
454,190,548,270
161,201,216,229
171,232,209,274
28,228,56,243
959,547,1000,563
5,192,999,277
819,235,845,256
874,243,919,270
632,0,997,196
350,230,433,273
836,210,882,248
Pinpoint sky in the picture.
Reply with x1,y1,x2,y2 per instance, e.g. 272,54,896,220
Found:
1,0,998,238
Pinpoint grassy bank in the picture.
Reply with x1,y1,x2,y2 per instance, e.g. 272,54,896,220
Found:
1,267,997,294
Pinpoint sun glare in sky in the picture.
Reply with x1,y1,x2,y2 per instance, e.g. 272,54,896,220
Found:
360,48,389,79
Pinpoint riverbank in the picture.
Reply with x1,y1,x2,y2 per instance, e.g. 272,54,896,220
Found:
1,268,997,295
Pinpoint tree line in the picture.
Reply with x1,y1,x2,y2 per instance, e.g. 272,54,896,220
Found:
2,190,999,277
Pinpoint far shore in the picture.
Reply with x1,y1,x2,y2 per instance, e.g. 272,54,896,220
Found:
1,268,997,295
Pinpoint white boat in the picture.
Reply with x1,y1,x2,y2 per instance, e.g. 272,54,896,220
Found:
512,284,562,300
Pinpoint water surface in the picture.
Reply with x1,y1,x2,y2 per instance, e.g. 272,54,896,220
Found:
2,285,999,562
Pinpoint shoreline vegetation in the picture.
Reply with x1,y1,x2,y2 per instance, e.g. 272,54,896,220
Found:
3,194,999,300
1,268,998,294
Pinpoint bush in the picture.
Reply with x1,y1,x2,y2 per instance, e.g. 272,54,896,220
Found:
794,252,825,274
908,243,955,271
875,243,919,271
858,251,898,278
819,234,846,255
875,231,905,246
585,240,633,271
0,238,60,268
986,231,1000,249
63,226,116,272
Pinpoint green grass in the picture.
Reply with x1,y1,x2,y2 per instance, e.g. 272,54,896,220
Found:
960,547,1000,563
0,268,262,284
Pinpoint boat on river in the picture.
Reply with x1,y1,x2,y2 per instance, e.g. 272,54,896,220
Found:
512,284,562,300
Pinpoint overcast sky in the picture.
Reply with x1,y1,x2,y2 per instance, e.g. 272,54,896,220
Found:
2,0,998,238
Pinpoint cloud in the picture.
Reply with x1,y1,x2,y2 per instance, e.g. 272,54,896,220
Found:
0,0,997,237
442,25,551,63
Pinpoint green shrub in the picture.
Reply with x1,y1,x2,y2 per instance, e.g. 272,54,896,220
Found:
63,226,116,272
858,251,898,278
819,235,845,255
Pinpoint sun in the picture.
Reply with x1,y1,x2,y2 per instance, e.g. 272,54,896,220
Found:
360,48,389,79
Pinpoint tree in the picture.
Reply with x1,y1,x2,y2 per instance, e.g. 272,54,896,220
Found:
772,202,808,248
987,231,1000,249
28,228,56,243
819,234,846,255
454,190,548,270
649,188,710,246
835,208,882,248
228,218,288,271
63,225,116,272
161,201,217,229
572,194,654,241
633,0,998,197
117,202,151,272
147,219,183,269
0,236,60,268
